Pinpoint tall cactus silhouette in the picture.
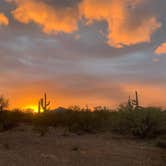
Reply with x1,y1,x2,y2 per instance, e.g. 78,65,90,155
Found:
135,91,139,107
132,91,140,110
127,91,141,111
128,95,133,111
38,100,41,114
38,93,50,113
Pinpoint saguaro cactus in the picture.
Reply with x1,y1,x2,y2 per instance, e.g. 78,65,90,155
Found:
38,100,41,114
135,91,139,107
38,93,50,113
132,91,140,110
128,95,133,111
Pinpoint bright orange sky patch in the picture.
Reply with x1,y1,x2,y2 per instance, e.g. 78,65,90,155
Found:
155,42,166,55
0,13,9,26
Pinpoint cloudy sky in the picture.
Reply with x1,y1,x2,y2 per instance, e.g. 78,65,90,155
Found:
0,0,166,109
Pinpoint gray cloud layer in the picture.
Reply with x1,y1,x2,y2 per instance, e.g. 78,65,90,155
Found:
0,0,166,107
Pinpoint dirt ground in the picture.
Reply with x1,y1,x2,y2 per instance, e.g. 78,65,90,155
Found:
0,125,165,166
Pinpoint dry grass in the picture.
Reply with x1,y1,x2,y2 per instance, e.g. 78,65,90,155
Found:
0,125,165,166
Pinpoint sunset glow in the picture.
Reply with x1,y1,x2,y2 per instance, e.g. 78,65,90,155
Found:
23,105,39,113
0,0,166,109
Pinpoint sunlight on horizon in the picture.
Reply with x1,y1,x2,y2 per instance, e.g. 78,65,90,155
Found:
23,105,40,113
0,0,165,109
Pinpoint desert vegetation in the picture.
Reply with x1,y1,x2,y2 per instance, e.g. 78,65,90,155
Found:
0,105,165,139
0,93,165,142
0,93,165,166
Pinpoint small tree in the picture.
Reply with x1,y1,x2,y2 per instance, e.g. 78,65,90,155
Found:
0,95,9,112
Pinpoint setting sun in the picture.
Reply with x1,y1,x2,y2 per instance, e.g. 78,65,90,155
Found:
23,105,39,113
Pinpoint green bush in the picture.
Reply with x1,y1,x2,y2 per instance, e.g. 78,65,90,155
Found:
0,110,33,131
0,106,165,139
109,107,166,138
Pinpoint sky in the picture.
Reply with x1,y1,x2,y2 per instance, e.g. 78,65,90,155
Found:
0,0,166,109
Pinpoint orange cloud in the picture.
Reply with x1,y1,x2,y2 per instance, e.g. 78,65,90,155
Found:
79,0,161,48
6,0,161,47
155,42,166,55
0,13,9,26
7,0,80,34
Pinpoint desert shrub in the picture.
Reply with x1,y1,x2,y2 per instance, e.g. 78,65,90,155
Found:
66,111,99,133
130,108,166,138
108,111,131,134
156,140,166,148
31,106,165,138
109,107,166,138
32,109,111,133
0,110,33,132
0,111,18,131
0,106,165,139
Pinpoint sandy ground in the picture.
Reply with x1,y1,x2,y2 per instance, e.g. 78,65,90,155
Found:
0,125,165,166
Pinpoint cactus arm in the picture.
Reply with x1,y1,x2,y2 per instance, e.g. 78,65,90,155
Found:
38,100,41,114
135,91,139,107
38,93,51,113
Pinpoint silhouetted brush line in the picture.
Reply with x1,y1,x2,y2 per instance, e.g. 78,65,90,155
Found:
0,106,165,139
0,92,165,140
